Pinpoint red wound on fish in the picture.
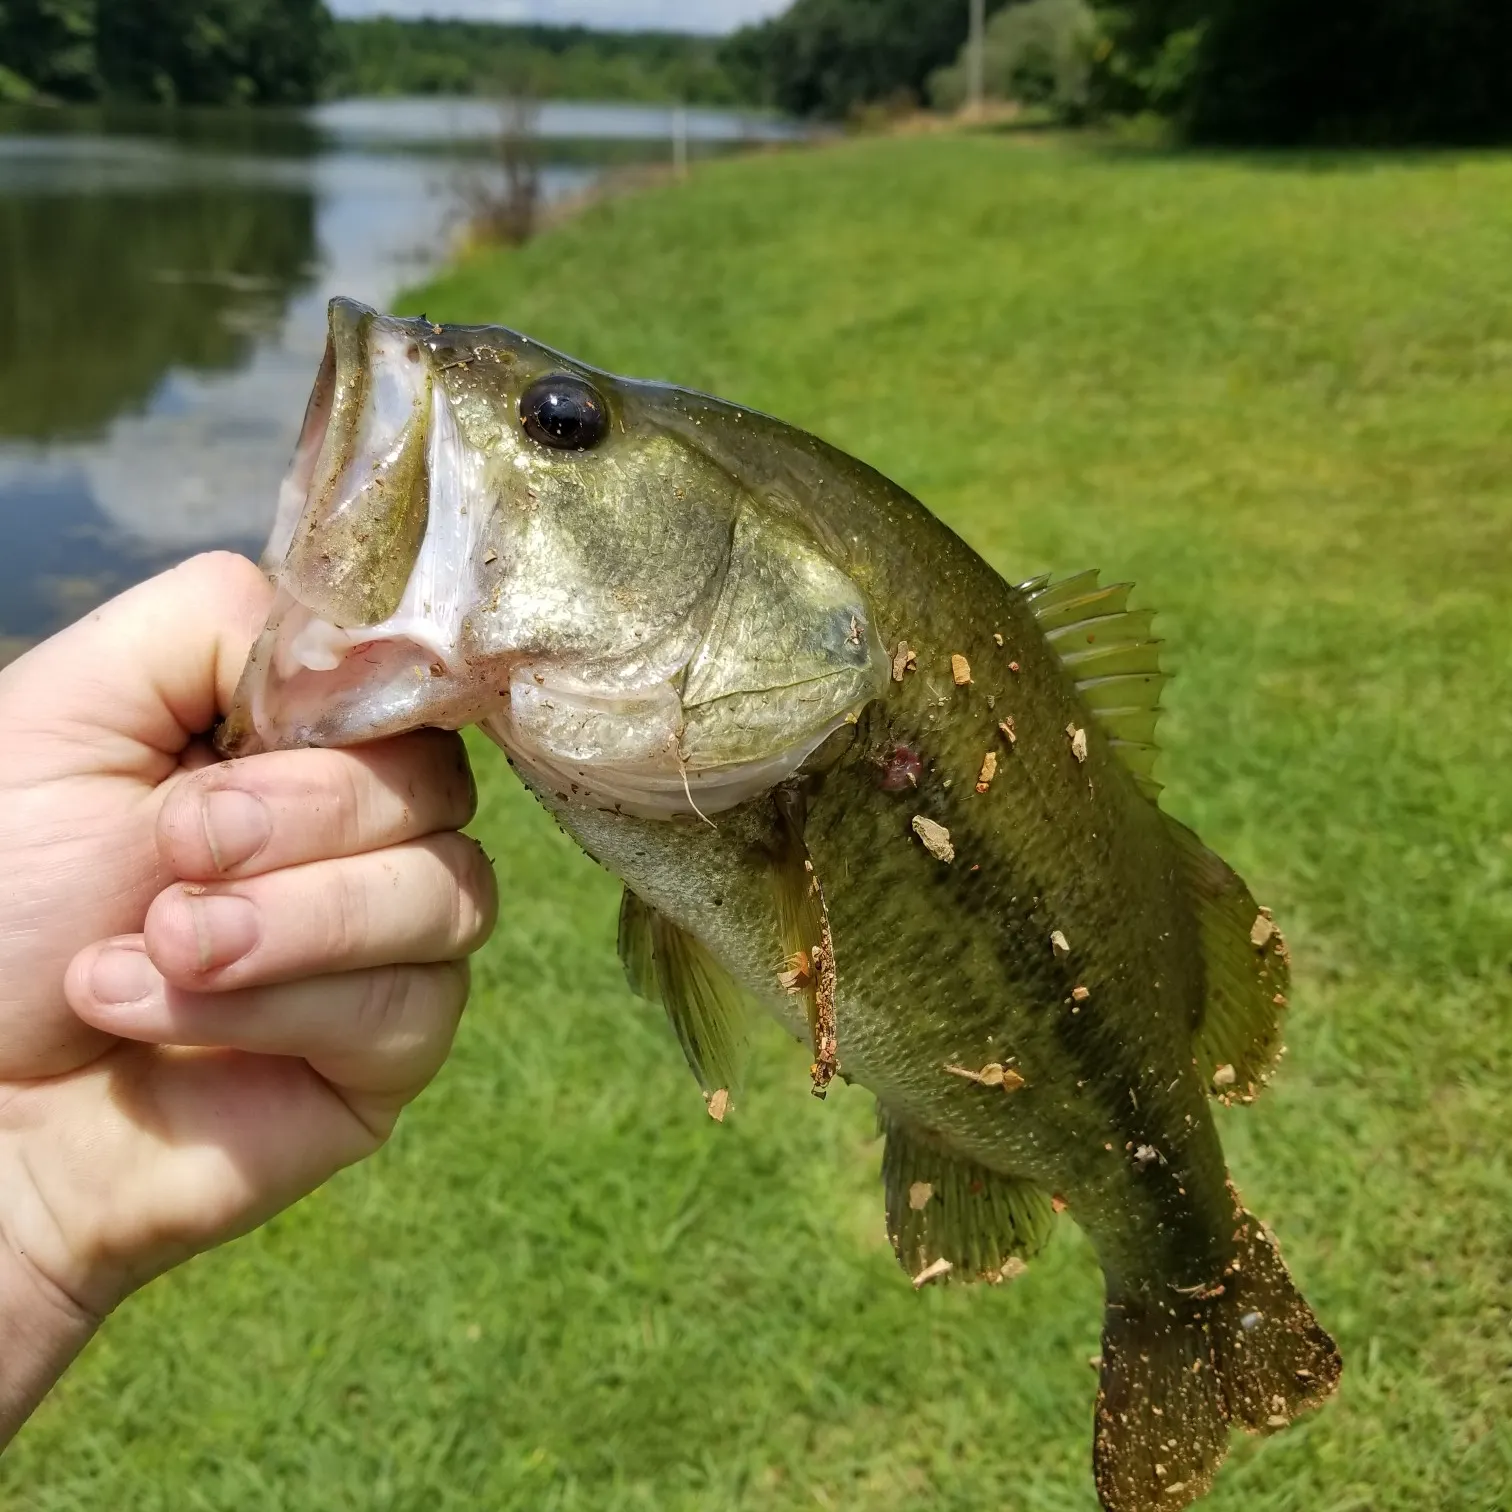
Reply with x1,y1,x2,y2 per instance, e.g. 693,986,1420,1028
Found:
878,744,924,791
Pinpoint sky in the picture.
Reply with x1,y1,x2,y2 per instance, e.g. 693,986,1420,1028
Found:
330,0,788,34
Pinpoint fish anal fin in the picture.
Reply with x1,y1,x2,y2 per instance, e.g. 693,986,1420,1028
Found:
617,888,750,1102
1022,572,1168,799
1165,816,1290,1102
879,1106,1055,1282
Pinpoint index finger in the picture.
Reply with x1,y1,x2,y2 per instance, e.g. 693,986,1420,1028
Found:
157,729,476,882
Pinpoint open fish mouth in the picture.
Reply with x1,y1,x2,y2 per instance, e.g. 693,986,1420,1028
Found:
220,298,889,822
220,298,498,756
260,329,336,576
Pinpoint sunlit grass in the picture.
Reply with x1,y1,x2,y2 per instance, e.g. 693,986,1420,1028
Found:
6,133,1510,1511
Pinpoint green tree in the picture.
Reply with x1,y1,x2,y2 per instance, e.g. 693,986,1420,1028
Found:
0,0,334,104
0,0,101,101
930,0,1099,118
722,0,1014,119
1101,0,1512,144
328,18,742,105
98,0,333,105
1188,0,1512,144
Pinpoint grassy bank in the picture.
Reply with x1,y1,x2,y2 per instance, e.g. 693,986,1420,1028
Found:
5,134,1511,1510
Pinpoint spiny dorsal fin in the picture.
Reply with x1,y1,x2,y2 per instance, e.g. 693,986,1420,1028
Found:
1164,816,1290,1103
879,1105,1056,1283
618,889,751,1105
1020,570,1168,801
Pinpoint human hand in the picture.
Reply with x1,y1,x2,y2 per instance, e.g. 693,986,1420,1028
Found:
0,554,496,1438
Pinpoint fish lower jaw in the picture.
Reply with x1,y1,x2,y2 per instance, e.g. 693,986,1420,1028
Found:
226,587,497,754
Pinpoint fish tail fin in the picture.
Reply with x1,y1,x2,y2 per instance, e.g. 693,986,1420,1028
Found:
1093,1207,1340,1512
1211,1205,1342,1432
1093,1293,1229,1512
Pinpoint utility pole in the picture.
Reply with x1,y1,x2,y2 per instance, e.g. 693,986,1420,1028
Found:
672,103,689,180
966,0,986,118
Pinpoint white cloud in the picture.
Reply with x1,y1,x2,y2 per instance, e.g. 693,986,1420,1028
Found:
329,0,787,35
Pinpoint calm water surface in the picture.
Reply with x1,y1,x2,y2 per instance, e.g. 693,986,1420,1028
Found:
0,99,795,655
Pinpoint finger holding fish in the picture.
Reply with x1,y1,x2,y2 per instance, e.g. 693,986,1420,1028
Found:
140,832,497,992
157,730,477,882
66,949,469,1115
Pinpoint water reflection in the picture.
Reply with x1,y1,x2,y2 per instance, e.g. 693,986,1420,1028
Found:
0,98,794,654
0,175,317,441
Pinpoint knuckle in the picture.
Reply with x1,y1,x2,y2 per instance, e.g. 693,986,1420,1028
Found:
324,863,372,960
156,779,209,874
353,962,466,1084
178,550,267,604
327,755,366,856
353,963,413,1046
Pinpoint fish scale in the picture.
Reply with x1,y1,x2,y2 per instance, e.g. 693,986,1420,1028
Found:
223,299,1340,1512
800,614,1228,1285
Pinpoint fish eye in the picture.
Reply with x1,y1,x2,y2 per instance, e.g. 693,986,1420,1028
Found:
519,374,609,451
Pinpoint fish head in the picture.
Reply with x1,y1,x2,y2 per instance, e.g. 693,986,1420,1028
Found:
221,297,889,819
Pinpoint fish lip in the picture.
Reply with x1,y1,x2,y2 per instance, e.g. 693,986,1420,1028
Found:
275,297,438,628
259,297,374,577
310,295,377,531
261,329,337,573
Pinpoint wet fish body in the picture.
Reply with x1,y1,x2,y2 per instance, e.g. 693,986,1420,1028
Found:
224,299,1341,1511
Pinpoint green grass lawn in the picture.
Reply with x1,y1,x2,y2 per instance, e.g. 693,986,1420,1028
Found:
7,132,1512,1511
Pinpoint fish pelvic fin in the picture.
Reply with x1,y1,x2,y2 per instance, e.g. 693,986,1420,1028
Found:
1093,1202,1341,1512
1020,569,1167,801
618,888,751,1108
1164,815,1291,1103
879,1106,1056,1284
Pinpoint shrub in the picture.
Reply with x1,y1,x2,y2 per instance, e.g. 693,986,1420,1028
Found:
930,0,1100,119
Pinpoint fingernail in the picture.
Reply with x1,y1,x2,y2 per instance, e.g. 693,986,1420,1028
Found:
90,946,154,1006
186,893,260,972
201,789,271,873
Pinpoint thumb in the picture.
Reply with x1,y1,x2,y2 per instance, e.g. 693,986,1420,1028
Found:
1,553,273,769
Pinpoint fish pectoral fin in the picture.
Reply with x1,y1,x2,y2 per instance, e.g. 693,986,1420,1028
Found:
1164,815,1290,1103
617,888,752,1106
1020,569,1168,801
879,1106,1056,1283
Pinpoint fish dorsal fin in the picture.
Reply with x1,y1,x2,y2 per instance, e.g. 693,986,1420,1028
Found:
1164,816,1290,1103
618,889,751,1106
879,1105,1056,1283
1020,570,1168,800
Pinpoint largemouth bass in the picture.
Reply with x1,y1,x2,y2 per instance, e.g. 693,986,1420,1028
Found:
222,298,1341,1511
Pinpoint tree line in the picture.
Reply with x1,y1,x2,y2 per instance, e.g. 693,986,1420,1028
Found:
724,0,1512,144
330,18,741,105
5,0,1506,143
0,0,332,105
0,7,743,108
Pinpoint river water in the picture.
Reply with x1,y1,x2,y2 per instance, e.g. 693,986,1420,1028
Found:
0,99,795,659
